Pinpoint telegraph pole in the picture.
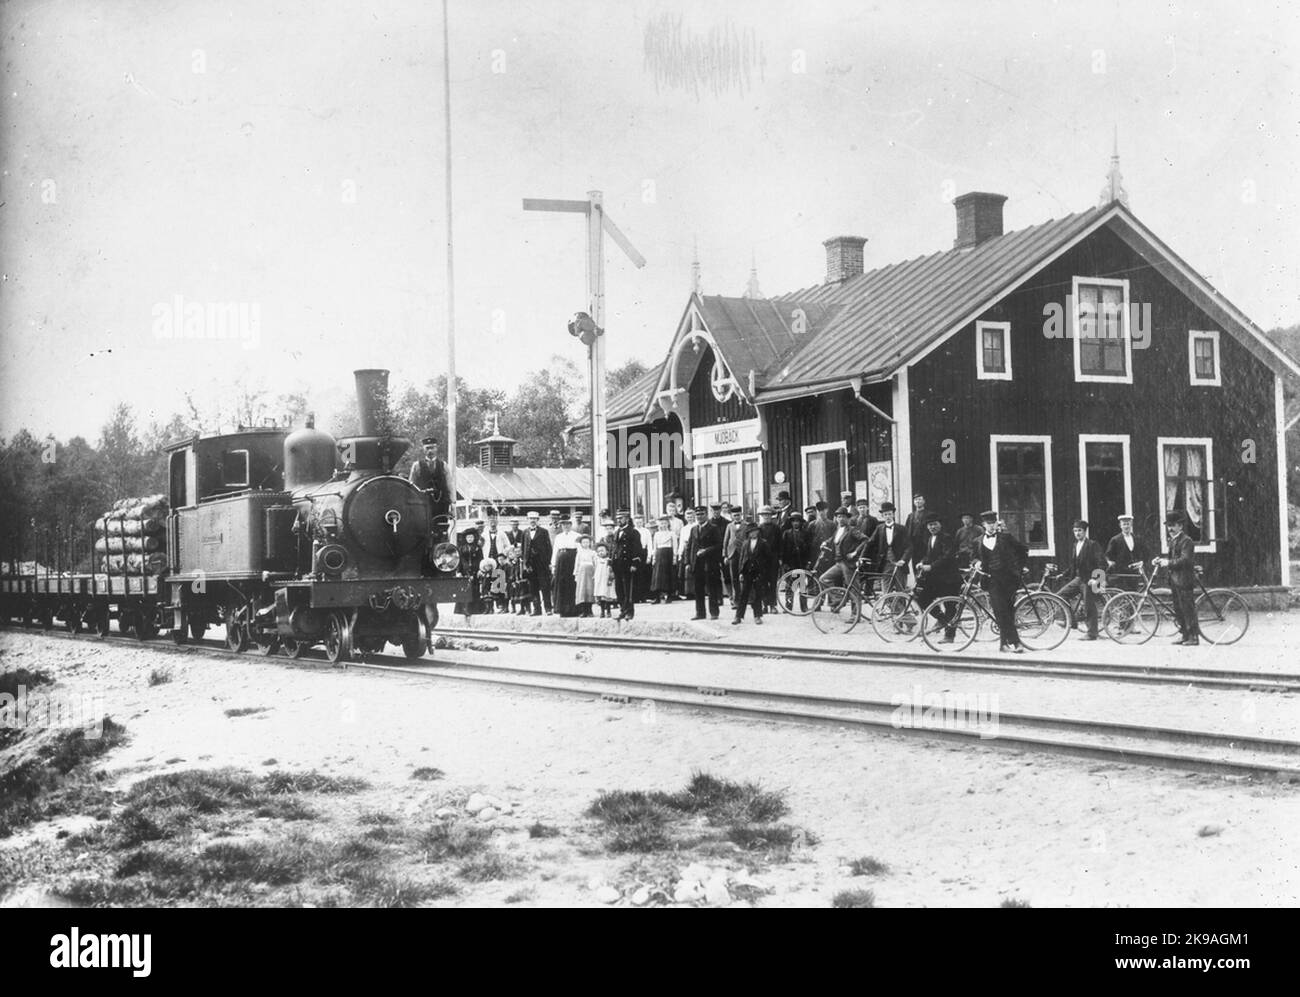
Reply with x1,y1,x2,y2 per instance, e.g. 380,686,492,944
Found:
523,191,645,519
441,0,457,514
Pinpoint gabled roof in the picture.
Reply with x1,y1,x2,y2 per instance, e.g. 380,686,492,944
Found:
759,201,1300,400
455,464,590,505
763,207,1108,395
693,294,843,391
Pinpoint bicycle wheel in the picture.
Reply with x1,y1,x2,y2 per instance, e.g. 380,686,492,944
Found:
1014,592,1071,651
969,589,999,642
810,586,862,635
871,591,920,642
775,569,822,616
920,596,978,652
1102,592,1153,644
1195,589,1249,646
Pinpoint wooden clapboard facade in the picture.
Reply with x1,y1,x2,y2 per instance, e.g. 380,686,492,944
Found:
602,190,1297,589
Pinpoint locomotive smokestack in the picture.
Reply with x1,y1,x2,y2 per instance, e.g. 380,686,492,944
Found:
354,369,394,437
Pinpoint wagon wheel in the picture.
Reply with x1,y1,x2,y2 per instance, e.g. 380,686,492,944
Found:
401,616,429,660
224,603,250,652
280,638,309,660
189,616,207,641
134,609,159,641
38,605,55,631
94,610,112,638
252,630,280,656
64,607,83,635
323,611,353,666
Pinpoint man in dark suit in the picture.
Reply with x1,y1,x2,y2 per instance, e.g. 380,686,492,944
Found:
1105,513,1150,590
691,504,724,620
954,512,984,568
903,494,931,579
409,437,451,517
756,505,783,612
1154,511,1201,645
773,491,794,530
817,507,870,588
977,510,1028,653
732,522,773,625
610,508,644,621
1052,519,1107,640
914,512,963,642
505,515,525,550
518,511,553,615
851,498,878,542
867,502,911,591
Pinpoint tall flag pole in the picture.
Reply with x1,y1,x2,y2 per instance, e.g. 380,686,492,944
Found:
442,0,458,515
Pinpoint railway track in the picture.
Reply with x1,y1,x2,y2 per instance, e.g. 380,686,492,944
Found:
8,624,1300,781
437,626,1300,693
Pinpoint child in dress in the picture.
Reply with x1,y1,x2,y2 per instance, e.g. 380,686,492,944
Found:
593,541,618,618
572,534,597,617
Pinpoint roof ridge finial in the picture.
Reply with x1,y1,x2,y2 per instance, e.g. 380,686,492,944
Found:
1099,125,1130,209
691,235,702,296
744,248,763,299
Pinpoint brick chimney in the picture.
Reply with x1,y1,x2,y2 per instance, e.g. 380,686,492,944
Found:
953,192,1007,249
822,236,867,283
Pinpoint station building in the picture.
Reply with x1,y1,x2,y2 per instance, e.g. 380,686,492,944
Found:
605,169,1298,593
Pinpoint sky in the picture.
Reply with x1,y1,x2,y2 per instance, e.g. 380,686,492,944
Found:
2,0,1298,441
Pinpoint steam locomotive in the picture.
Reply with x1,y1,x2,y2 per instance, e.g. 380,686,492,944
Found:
0,369,469,664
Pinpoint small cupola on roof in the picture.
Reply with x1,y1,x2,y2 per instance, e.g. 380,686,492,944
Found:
474,413,516,473
953,192,1007,249
823,235,867,283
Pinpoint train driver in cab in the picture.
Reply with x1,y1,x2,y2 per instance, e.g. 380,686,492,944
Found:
409,436,451,518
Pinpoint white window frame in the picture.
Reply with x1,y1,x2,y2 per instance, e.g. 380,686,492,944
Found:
1188,329,1222,387
1156,437,1216,553
799,440,848,511
222,448,250,488
1071,276,1133,384
1077,434,1132,535
975,321,1013,380
989,434,1055,556
694,452,764,515
629,464,664,521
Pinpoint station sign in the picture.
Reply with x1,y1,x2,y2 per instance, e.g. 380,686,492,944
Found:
692,419,761,457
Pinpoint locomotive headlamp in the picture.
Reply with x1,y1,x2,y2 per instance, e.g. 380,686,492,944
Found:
432,542,459,573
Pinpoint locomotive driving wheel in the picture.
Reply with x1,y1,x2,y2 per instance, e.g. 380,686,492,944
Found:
224,603,250,652
280,638,308,660
401,616,429,660
252,628,280,656
323,611,353,666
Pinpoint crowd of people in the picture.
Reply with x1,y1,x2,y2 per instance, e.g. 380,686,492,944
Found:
444,487,1204,650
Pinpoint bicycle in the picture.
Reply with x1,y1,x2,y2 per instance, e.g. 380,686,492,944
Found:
1101,563,1249,645
808,561,912,635
870,563,963,646
906,565,1071,652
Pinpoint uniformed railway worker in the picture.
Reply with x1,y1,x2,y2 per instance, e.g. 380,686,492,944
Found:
610,508,645,620
409,437,451,518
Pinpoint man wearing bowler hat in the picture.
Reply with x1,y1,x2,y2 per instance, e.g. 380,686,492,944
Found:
977,510,1028,653
1153,511,1201,645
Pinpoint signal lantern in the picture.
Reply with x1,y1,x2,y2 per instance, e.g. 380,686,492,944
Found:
567,311,601,347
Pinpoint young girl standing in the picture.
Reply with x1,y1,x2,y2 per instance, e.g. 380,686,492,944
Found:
573,534,597,617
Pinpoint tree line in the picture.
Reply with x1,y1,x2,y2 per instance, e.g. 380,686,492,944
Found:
0,357,647,569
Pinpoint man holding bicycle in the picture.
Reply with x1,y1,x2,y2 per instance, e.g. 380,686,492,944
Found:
1051,519,1107,640
818,507,870,589
1153,510,1201,646
978,510,1028,653
915,512,962,642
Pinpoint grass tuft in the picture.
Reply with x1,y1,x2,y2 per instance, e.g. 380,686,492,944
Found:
148,668,172,687
832,888,876,908
848,856,889,877
261,770,368,796
1000,897,1032,908
410,767,445,782
223,707,269,718
527,822,561,839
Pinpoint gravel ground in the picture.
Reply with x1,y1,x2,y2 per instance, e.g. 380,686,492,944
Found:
2,628,1298,907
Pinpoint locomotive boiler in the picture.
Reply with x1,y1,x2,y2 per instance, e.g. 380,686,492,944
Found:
162,368,469,663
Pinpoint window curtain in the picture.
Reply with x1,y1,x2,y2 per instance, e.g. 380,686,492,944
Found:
1185,448,1204,527
1163,446,1181,513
